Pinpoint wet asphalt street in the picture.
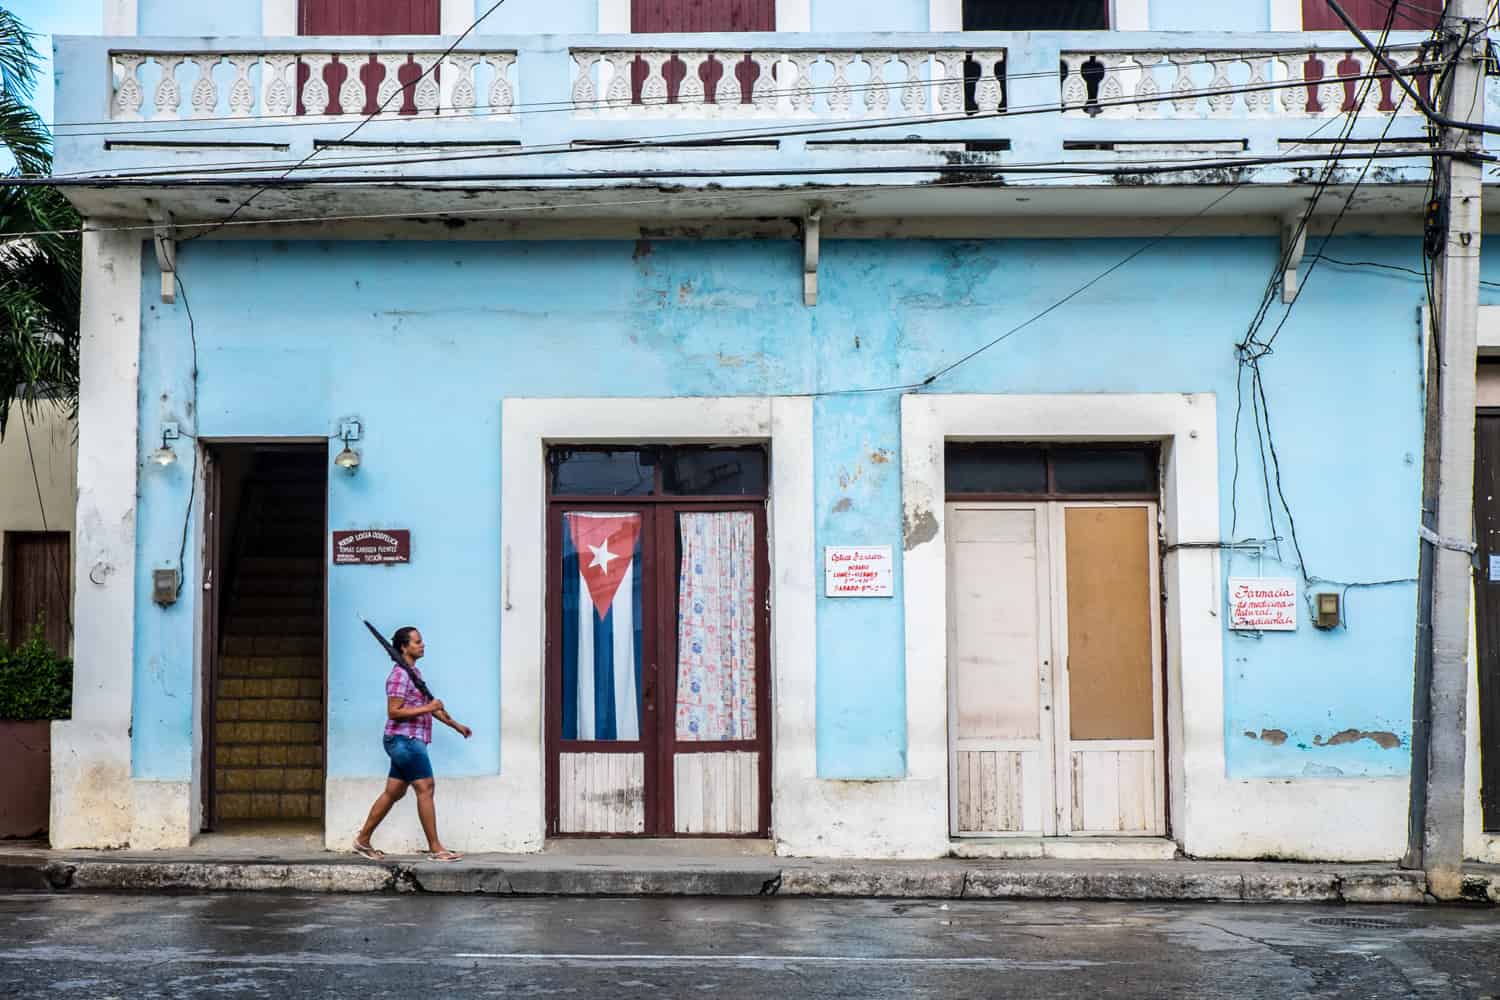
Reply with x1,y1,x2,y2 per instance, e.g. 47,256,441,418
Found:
0,893,1498,998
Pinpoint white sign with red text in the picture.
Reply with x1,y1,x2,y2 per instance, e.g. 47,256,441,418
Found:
825,545,894,597
1228,577,1298,631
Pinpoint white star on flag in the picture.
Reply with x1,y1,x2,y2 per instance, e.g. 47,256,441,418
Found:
588,538,619,572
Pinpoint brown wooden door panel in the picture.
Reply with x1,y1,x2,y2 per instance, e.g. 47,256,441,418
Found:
300,0,440,34
3,532,69,652
632,0,774,32
1301,0,1439,30
547,498,771,837
1474,413,1500,831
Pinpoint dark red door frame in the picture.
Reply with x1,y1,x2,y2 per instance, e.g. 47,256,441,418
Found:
545,495,772,838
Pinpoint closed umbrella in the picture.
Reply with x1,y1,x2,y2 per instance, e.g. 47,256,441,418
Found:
361,616,435,700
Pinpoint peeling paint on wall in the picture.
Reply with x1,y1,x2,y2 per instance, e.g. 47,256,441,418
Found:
1313,729,1402,750
903,506,938,551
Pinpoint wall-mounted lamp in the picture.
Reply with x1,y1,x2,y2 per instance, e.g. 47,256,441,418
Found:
150,423,180,467
334,419,362,472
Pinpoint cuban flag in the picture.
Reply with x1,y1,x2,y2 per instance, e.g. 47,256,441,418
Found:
561,512,643,741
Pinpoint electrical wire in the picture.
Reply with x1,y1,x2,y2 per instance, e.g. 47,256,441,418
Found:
1230,2,1434,597
172,271,199,600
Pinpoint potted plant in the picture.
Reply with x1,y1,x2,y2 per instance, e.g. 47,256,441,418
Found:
0,626,71,839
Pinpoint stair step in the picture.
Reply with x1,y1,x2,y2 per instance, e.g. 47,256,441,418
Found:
221,636,323,658
219,655,324,678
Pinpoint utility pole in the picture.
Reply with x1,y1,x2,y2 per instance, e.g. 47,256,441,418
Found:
1406,0,1488,899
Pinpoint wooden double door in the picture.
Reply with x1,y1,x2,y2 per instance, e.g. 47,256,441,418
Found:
546,501,770,837
946,501,1165,837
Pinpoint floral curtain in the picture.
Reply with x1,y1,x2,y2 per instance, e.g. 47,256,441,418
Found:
675,511,756,741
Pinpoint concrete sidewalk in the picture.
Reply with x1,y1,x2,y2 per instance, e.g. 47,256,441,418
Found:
1,839,1497,904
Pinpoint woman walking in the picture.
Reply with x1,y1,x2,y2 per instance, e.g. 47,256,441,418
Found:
352,626,471,862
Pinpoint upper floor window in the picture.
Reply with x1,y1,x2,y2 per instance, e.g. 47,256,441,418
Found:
1301,0,1439,30
300,0,440,34
632,0,775,32
962,0,1108,30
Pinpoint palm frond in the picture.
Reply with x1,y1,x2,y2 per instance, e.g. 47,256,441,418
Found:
0,9,40,100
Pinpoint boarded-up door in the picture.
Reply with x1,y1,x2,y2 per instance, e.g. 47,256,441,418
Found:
3,532,70,652
300,0,440,34
947,502,1163,837
1474,412,1500,831
632,0,774,32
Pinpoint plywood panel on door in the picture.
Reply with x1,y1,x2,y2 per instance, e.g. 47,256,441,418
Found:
558,752,646,833
1062,506,1154,741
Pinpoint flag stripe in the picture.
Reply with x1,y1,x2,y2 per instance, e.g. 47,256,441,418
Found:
560,512,643,743
561,526,580,741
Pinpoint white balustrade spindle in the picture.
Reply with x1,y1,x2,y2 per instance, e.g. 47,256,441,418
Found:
112,55,146,120
153,55,184,119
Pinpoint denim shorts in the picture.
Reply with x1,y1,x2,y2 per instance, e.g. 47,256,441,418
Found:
383,734,434,783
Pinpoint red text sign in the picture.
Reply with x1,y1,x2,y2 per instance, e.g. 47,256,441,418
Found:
1228,577,1297,631
825,545,894,597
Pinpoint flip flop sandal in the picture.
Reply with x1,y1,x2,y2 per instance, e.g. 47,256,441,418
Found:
425,850,464,863
352,842,385,861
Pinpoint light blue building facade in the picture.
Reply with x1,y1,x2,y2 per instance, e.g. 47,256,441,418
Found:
45,0,1500,860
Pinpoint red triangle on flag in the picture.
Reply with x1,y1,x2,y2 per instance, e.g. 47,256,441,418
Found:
567,513,641,619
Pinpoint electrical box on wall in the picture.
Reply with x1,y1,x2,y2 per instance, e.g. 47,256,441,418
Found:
153,568,180,606
1313,591,1341,630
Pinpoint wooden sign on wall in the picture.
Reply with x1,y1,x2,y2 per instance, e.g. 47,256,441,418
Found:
333,530,410,565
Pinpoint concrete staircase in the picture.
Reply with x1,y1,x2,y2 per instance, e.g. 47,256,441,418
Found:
212,452,326,826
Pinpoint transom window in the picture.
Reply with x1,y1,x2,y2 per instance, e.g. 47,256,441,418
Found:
548,446,769,497
962,0,1109,30
945,443,1159,498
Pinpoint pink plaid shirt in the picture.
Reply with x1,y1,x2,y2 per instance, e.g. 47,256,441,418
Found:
384,663,432,743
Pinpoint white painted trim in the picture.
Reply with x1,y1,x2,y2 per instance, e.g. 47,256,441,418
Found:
599,0,629,33
264,0,297,36
1478,304,1500,356
1113,0,1149,30
1270,0,1304,31
903,393,1406,861
776,0,810,32
929,0,961,31
353,397,816,856
441,0,472,34
50,231,143,848
103,0,137,35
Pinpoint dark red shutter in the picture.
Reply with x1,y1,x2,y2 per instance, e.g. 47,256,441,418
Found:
1301,0,1440,30
632,0,775,32
300,0,441,34
4,532,69,653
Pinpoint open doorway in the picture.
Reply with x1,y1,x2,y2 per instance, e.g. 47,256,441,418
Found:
201,444,328,838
